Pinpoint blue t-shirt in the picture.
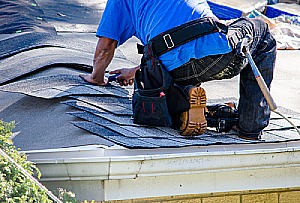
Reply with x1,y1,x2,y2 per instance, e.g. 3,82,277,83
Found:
96,0,232,71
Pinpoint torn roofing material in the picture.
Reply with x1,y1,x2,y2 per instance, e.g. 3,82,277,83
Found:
0,74,131,99
0,33,96,59
0,32,134,85
0,48,93,85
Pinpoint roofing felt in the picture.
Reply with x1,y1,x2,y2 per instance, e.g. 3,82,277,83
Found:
0,0,56,34
0,0,300,151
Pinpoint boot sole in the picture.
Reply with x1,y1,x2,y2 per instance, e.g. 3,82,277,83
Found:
180,87,207,136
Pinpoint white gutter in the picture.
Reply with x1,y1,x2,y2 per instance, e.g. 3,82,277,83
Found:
24,141,300,181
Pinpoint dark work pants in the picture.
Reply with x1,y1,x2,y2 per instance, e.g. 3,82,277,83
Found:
169,17,277,138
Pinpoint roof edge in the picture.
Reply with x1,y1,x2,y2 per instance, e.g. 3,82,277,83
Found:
27,144,300,181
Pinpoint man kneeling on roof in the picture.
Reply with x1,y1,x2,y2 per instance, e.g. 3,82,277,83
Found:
81,0,277,140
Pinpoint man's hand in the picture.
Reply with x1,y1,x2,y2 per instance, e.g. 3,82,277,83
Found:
79,74,108,86
109,66,139,86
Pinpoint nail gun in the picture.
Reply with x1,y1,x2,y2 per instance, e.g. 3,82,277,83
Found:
205,103,239,133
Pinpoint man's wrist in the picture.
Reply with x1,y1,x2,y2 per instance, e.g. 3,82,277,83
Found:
90,72,104,83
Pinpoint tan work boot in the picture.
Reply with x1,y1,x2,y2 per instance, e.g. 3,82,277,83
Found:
180,86,207,136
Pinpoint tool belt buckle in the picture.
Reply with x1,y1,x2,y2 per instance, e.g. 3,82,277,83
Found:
218,119,226,132
163,34,174,49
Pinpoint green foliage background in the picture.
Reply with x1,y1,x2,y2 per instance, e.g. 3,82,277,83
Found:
0,120,52,203
0,120,78,203
0,120,52,202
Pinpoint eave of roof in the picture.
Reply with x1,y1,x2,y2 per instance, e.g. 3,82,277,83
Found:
24,140,300,181
21,141,300,201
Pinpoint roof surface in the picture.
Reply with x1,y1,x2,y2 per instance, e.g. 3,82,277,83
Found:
0,0,299,151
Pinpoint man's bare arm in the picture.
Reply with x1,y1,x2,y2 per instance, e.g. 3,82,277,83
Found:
81,37,117,85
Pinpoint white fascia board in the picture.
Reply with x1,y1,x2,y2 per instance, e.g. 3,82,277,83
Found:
26,142,300,181
104,165,300,201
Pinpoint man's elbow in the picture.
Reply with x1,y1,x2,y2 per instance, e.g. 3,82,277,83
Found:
97,37,118,49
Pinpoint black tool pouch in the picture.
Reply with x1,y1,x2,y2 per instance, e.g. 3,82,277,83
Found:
132,87,172,126
132,43,189,127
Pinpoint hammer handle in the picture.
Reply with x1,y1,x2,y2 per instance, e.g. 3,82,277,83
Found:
255,74,277,111
246,51,277,111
